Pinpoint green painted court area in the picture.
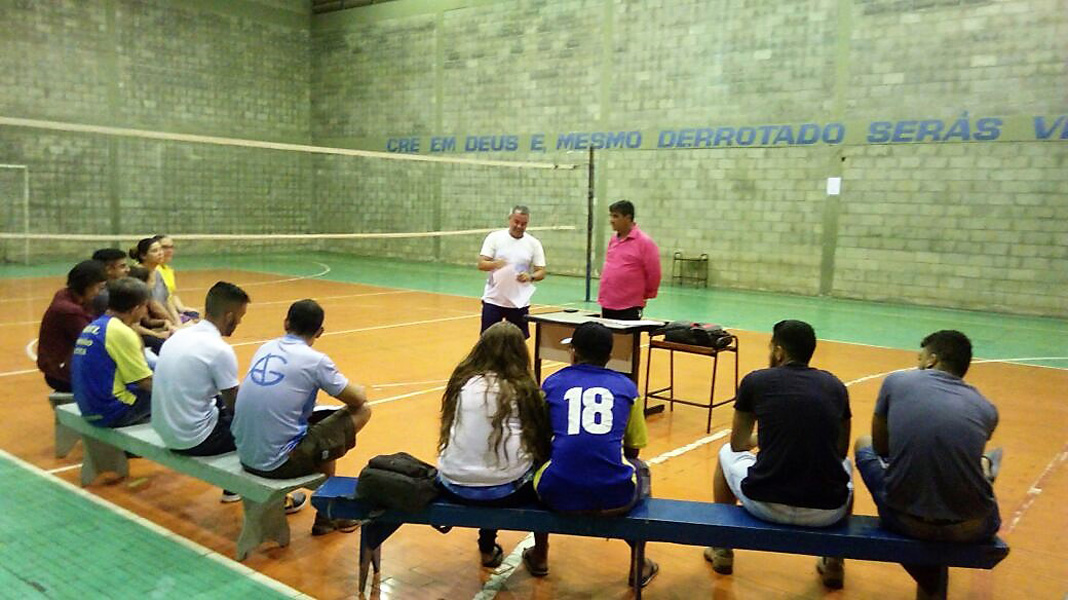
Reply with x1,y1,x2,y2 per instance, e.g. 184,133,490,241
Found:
0,453,297,599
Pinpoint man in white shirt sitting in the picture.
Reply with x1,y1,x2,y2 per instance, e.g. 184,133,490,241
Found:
151,282,306,513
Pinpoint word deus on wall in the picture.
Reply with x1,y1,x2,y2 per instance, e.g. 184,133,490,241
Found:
384,113,1068,154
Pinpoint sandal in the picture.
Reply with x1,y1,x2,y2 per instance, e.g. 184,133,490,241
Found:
628,558,659,588
522,547,549,577
480,543,504,568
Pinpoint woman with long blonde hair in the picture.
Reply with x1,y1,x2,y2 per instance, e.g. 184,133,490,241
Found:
437,321,551,568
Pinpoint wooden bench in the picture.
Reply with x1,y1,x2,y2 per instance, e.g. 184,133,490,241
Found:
55,403,326,560
48,392,79,458
312,476,1009,600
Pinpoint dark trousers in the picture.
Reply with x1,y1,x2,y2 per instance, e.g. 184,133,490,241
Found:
481,301,530,338
109,388,152,428
601,307,642,321
441,480,538,554
45,374,72,393
173,399,236,457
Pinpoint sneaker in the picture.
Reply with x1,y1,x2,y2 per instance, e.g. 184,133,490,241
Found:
220,490,241,504
983,447,1003,483
311,515,360,536
284,491,308,515
817,556,844,589
704,547,733,575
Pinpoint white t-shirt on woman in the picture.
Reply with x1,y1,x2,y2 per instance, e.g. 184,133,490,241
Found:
437,374,533,487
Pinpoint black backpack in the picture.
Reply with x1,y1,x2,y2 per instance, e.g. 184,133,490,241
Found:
355,452,440,512
661,321,733,349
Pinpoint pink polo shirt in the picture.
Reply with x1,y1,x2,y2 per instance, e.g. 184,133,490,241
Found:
598,224,662,310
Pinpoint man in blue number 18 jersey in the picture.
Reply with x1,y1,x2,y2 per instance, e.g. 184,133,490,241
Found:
531,321,659,588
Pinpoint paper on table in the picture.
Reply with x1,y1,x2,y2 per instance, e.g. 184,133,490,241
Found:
598,318,665,328
493,264,536,307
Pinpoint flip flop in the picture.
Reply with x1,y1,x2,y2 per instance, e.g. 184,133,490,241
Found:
522,547,549,577
481,543,504,568
628,559,659,588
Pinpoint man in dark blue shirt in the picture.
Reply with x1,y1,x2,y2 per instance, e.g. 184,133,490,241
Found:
532,321,658,588
706,320,853,589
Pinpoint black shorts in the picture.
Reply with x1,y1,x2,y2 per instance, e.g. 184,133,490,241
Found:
244,407,356,480
173,401,236,457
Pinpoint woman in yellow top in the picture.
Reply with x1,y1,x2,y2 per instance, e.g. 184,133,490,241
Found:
155,234,199,321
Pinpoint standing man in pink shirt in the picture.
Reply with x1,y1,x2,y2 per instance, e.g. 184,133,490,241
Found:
598,200,662,320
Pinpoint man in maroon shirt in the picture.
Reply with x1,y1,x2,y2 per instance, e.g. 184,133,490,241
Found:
37,260,107,392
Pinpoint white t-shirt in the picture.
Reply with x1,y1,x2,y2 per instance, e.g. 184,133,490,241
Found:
151,320,239,450
437,374,533,486
231,335,349,471
479,229,546,308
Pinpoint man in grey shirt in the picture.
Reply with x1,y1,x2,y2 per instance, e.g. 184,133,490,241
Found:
855,329,1000,543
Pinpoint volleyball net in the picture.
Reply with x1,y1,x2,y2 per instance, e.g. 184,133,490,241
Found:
0,117,587,275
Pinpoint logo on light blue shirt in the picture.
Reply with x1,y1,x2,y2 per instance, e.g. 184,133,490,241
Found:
250,353,288,386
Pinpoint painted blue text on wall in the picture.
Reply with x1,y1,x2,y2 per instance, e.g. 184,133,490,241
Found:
384,114,1068,154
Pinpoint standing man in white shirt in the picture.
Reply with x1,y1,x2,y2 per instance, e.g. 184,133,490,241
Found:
477,205,547,338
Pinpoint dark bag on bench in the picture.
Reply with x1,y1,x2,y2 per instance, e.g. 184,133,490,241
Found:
356,452,440,512
662,321,733,349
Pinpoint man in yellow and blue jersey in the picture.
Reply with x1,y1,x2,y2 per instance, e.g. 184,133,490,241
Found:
531,321,658,588
71,277,154,428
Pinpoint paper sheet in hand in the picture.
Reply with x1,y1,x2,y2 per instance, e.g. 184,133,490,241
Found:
493,264,536,307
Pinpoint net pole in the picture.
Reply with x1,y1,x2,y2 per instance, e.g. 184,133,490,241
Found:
22,169,29,265
0,164,29,264
585,147,595,303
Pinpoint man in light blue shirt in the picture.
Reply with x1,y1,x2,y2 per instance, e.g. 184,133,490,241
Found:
232,299,372,536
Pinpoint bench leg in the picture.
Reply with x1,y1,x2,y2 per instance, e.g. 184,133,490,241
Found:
80,437,128,486
631,540,645,600
902,563,948,600
54,415,79,458
358,527,383,593
49,394,78,458
236,496,290,561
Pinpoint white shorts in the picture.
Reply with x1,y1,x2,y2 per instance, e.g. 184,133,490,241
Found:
719,443,853,527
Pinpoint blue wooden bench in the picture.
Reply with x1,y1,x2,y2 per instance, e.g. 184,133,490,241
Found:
56,403,326,560
312,476,1009,599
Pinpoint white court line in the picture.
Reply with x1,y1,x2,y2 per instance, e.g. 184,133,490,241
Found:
45,463,82,474
369,386,447,406
231,312,479,348
1004,444,1067,534
248,289,413,308
0,448,312,599
0,319,41,327
372,379,448,389
0,367,39,379
3,289,413,337
0,260,332,304
25,337,37,362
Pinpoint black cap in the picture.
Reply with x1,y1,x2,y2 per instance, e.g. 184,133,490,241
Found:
564,321,613,364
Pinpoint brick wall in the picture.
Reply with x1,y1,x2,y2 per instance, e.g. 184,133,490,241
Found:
0,0,313,261
309,0,1066,317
